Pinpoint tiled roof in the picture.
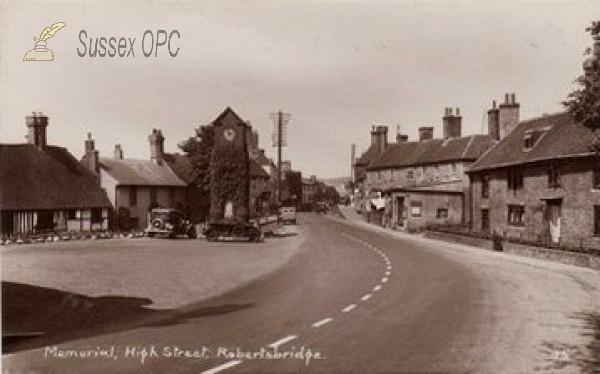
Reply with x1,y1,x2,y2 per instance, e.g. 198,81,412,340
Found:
163,153,269,183
367,135,493,170
468,112,596,172
250,159,270,179
163,153,198,185
355,145,379,167
0,144,111,210
100,158,187,187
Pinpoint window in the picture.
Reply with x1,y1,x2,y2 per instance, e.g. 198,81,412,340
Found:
150,187,158,203
507,169,523,191
548,164,561,188
595,206,600,236
481,174,490,198
407,170,414,180
508,205,525,226
91,208,103,223
523,132,535,149
410,201,423,217
437,208,448,218
523,129,546,150
593,163,600,189
129,186,137,206
481,209,490,232
67,209,77,219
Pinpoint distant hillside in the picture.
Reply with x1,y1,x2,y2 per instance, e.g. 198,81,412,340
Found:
320,176,350,187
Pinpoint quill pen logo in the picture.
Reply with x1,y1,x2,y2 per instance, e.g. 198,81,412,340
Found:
23,22,66,61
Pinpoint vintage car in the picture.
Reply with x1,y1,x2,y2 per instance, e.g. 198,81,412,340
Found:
203,220,262,242
145,208,197,239
315,201,329,214
279,206,297,224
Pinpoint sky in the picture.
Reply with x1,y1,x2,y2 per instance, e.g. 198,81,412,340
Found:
0,0,598,179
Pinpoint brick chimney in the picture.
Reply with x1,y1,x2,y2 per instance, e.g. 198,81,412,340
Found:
26,112,48,150
487,100,500,141
251,130,259,151
114,144,124,160
418,126,434,141
83,132,99,174
498,93,520,139
395,125,409,143
149,129,165,165
442,107,462,139
371,125,388,154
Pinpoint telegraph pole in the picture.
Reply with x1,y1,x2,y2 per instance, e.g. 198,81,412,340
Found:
351,143,356,185
271,111,290,218
277,111,283,212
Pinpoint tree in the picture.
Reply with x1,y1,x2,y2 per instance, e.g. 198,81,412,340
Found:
179,125,214,191
564,21,600,130
179,125,214,221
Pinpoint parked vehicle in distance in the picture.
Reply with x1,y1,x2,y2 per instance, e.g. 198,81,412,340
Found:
203,220,262,242
279,206,297,224
146,208,197,239
316,201,329,214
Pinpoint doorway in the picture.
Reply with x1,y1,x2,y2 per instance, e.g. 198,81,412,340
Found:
545,199,562,244
396,196,405,228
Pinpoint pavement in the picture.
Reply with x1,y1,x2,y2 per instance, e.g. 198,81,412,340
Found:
3,212,600,373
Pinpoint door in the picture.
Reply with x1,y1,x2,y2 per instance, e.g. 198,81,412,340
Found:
546,199,562,243
396,197,405,228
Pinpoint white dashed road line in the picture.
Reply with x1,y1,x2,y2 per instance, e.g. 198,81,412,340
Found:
201,360,243,374
342,304,356,313
361,294,372,301
382,277,388,283
373,285,382,292
312,318,333,328
268,335,298,349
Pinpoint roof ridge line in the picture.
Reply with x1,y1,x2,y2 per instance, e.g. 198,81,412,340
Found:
460,135,476,159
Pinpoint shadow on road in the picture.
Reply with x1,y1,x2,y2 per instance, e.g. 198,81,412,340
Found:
537,311,600,373
2,281,252,354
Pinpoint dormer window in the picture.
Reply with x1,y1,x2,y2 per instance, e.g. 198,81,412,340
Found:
523,128,549,150
523,132,535,149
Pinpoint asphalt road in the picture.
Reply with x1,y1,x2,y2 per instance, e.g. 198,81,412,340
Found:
4,213,600,373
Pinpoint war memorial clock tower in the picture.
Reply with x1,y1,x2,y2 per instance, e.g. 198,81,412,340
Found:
209,108,251,222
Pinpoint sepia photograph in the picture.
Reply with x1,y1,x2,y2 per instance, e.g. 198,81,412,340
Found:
1,0,600,373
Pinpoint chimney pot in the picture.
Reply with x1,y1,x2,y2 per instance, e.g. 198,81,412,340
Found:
83,133,99,175
455,107,460,116
505,93,510,103
498,92,520,139
26,112,48,149
419,126,434,141
149,128,165,165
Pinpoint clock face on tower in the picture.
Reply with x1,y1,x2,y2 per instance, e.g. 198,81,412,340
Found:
223,128,236,141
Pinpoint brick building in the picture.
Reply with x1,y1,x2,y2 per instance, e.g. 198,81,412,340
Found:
468,111,600,249
353,126,389,212
1,113,111,237
364,107,493,230
82,130,187,230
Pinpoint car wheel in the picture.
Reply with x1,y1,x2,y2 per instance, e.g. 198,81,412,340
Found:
187,228,197,239
152,219,163,229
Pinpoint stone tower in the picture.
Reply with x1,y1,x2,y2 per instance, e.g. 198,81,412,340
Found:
209,107,251,222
